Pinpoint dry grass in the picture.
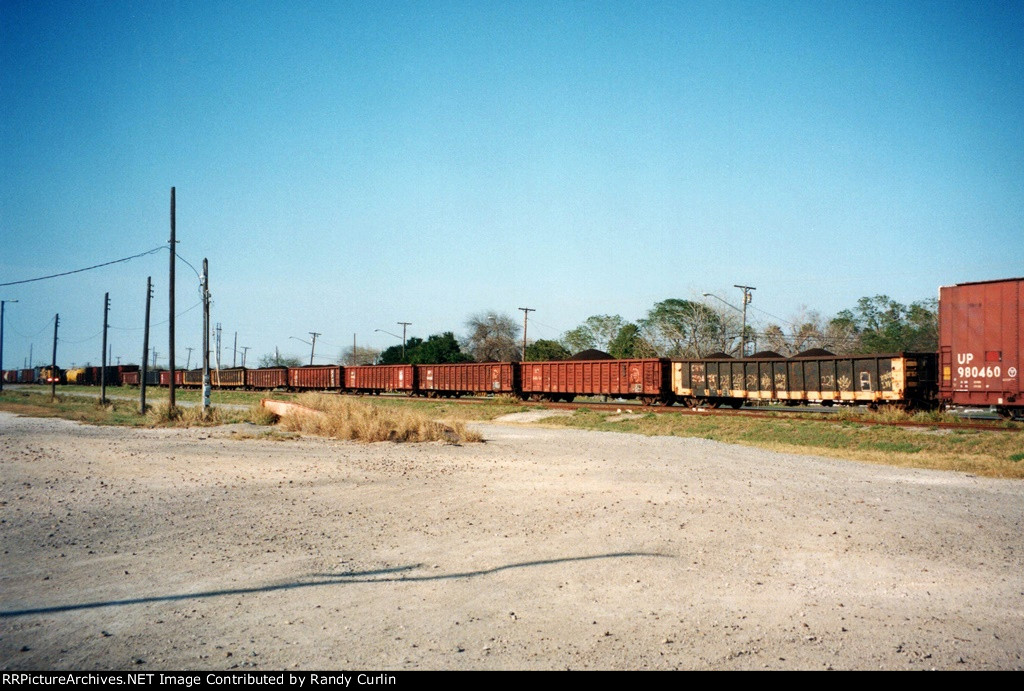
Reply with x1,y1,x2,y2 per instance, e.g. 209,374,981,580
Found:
145,402,224,426
278,393,483,443
248,403,280,426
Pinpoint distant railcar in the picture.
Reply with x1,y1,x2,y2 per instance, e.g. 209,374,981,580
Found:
247,367,288,389
288,365,343,390
345,364,415,394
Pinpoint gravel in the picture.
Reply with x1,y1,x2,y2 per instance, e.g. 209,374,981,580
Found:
1,411,1022,670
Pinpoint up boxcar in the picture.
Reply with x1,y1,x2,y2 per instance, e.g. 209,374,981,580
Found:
288,365,342,390
247,367,288,390
416,362,517,397
19,368,36,383
519,358,671,404
345,365,415,394
939,277,1024,418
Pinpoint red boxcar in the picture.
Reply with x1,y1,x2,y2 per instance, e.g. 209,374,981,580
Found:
519,358,671,404
159,370,171,386
416,362,517,397
939,277,1023,418
122,370,140,386
288,365,342,390
248,367,288,389
345,365,415,394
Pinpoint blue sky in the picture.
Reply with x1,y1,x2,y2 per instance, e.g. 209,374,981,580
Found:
2,0,1022,368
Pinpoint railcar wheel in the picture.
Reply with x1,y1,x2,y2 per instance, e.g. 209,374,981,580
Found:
728,399,743,409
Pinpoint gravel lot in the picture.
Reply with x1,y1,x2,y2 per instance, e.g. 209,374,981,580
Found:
1,411,1022,670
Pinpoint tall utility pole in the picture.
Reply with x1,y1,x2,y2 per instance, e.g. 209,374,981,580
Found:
240,346,250,368
518,308,535,361
734,285,756,358
169,187,176,411
202,259,211,414
0,299,17,393
141,277,152,413
308,331,321,365
185,347,194,370
397,322,411,359
50,313,59,401
215,323,222,370
233,331,238,368
100,292,110,405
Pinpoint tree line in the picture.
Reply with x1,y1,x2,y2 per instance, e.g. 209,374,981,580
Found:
260,295,938,366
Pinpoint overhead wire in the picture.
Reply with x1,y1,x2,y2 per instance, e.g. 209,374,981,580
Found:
0,246,167,287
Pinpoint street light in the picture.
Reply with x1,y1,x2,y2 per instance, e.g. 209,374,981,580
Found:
375,326,411,359
289,334,318,365
703,291,753,357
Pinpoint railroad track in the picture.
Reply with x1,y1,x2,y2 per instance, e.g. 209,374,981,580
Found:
364,392,1023,433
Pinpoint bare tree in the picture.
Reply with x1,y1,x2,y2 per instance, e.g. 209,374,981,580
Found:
257,352,303,368
463,311,522,361
640,299,740,357
761,307,861,355
339,345,381,365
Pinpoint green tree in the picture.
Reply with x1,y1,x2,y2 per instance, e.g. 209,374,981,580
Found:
414,332,473,364
836,296,937,353
561,325,595,354
379,337,424,364
608,322,653,358
525,339,571,361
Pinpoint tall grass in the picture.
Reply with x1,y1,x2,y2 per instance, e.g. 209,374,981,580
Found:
278,393,482,443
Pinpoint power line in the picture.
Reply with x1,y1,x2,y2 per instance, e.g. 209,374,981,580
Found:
0,246,167,287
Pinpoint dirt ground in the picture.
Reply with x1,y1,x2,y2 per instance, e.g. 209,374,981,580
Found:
1,411,1022,670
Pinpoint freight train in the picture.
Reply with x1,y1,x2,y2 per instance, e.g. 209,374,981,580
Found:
4,278,1021,418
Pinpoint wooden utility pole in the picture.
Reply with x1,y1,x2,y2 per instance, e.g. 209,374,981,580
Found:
169,187,176,410
50,313,59,401
140,278,152,413
308,331,320,365
0,299,17,393
202,259,211,415
733,285,756,358
518,307,535,361
100,292,109,405
397,322,411,360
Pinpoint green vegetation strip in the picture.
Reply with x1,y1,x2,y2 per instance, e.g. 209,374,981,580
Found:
537,408,1024,479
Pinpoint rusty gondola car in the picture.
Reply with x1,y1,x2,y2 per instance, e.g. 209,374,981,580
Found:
415,362,518,398
519,358,672,404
